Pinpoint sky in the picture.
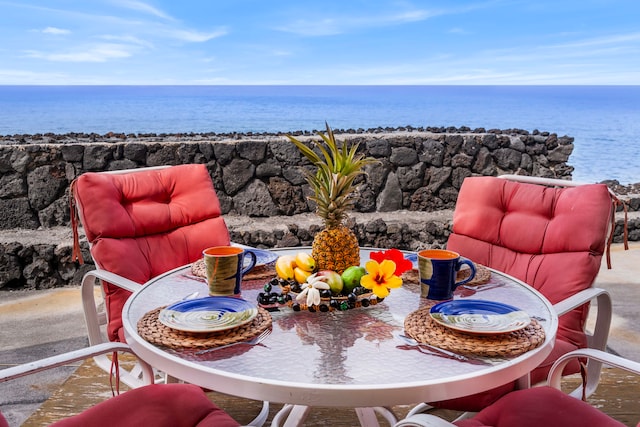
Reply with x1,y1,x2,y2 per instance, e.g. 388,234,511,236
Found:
1,0,639,85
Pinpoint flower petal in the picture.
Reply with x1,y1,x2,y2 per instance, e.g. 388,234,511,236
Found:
360,274,376,290
307,287,320,306
385,275,403,289
372,285,390,298
365,259,381,275
296,287,309,302
379,259,397,279
370,251,386,263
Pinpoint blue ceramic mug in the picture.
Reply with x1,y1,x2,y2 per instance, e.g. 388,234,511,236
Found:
418,249,476,300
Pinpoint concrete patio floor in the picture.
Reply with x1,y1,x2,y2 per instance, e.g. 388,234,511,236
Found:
1,242,639,426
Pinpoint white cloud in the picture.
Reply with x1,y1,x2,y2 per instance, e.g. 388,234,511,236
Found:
548,32,640,50
275,11,439,37
110,0,175,21
99,34,154,49
168,28,228,43
42,26,70,35
24,43,135,62
0,68,69,84
274,2,496,36
448,27,469,35
276,18,341,36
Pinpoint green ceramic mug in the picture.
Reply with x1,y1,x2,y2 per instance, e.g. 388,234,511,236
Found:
203,246,257,296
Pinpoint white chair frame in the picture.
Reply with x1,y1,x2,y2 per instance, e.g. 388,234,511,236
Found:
73,165,269,426
404,174,614,420
76,166,170,388
394,348,640,426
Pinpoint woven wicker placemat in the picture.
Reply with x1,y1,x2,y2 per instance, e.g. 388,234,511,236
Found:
404,304,545,358
138,306,272,350
191,258,276,281
400,263,491,288
456,263,491,286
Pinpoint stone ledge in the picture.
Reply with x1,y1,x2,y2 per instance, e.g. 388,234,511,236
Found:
0,210,636,292
0,210,453,246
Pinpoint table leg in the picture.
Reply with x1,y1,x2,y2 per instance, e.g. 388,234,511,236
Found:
273,405,397,426
355,408,381,426
356,407,398,426
516,373,531,389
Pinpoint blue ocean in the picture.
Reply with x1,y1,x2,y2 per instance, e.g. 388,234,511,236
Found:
0,85,638,185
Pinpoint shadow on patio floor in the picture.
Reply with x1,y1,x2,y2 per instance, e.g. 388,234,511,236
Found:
22,357,640,427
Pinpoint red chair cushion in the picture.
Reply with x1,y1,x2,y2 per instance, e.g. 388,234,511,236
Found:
454,386,625,427
51,383,240,427
74,165,230,341
448,177,611,355
433,176,612,411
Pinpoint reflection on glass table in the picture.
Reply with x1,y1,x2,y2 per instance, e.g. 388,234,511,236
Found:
122,247,558,427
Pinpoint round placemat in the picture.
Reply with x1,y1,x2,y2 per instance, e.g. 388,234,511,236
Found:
138,305,272,350
456,263,491,286
404,304,545,358
191,258,275,281
400,263,491,287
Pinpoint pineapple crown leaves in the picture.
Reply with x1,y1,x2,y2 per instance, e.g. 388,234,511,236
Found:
286,123,379,225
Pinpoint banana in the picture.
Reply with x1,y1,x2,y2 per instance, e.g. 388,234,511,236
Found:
275,255,296,280
295,252,316,272
294,267,313,284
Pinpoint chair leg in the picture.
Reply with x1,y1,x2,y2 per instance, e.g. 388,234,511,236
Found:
406,403,434,417
271,404,311,427
248,401,270,427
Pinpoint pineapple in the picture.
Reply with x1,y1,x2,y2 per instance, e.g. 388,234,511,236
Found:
287,123,378,273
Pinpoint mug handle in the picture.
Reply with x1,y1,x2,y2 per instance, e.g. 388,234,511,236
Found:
454,258,476,287
241,250,257,275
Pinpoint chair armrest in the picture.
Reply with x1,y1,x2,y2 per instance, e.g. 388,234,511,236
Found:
548,348,640,398
394,413,457,427
0,342,153,384
81,269,141,345
83,269,141,293
553,287,612,351
554,287,610,317
552,287,613,399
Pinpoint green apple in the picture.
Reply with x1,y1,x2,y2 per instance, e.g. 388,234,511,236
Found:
341,266,366,293
317,270,343,295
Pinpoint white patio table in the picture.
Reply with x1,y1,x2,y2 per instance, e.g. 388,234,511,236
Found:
122,247,558,427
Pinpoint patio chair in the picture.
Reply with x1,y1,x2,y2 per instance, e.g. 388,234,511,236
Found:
394,348,640,427
408,174,623,415
70,164,268,425
0,342,241,427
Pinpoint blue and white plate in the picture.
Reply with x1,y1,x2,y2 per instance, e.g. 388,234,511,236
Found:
159,296,258,333
232,243,278,267
404,252,418,269
430,300,530,334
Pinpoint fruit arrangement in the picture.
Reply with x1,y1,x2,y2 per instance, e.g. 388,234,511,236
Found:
286,123,378,274
259,252,376,312
259,249,411,313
